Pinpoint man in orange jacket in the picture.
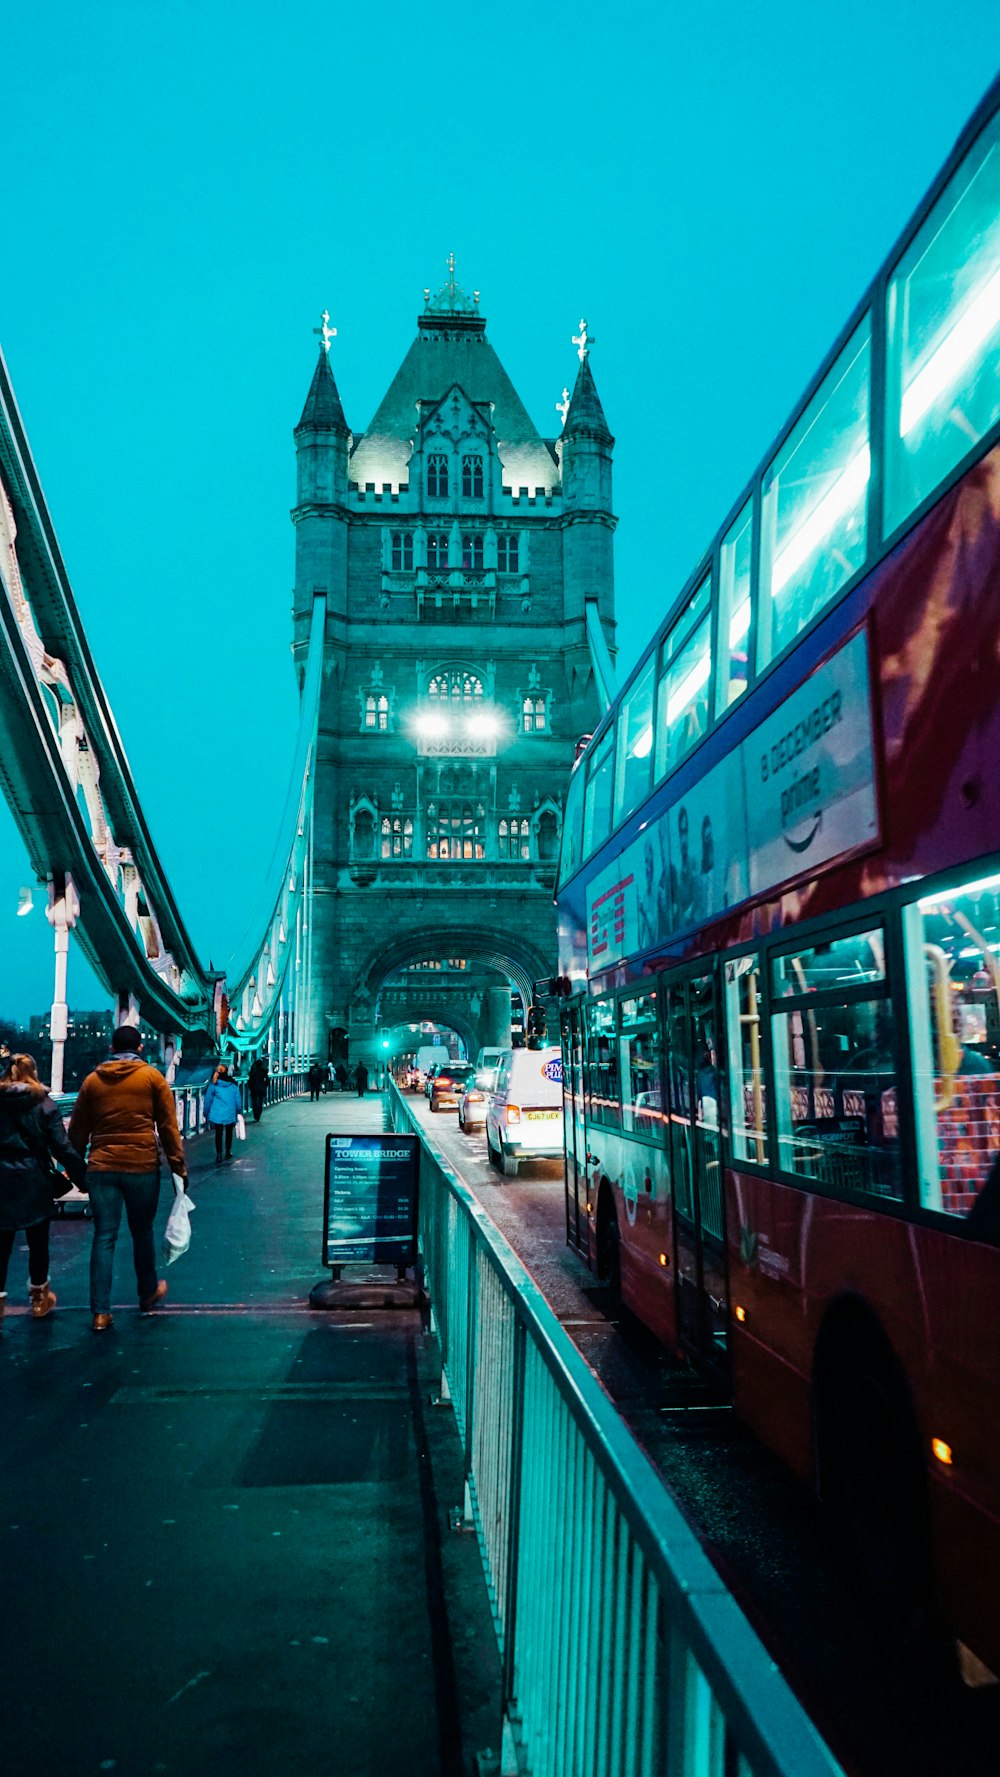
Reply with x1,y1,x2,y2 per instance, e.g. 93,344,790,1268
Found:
69,1024,187,1332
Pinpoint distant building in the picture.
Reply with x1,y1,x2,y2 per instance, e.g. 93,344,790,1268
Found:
291,266,616,1062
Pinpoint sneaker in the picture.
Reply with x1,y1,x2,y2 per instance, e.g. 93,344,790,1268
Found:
29,1282,57,1319
91,1313,113,1332
140,1280,168,1313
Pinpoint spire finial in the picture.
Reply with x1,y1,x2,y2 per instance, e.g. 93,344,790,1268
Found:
572,318,595,362
556,387,570,426
313,309,337,354
446,252,458,300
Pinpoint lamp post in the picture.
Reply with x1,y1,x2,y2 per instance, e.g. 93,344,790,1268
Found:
45,873,79,1096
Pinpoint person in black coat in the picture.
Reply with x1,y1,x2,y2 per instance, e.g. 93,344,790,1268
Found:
0,1053,86,1324
248,1057,269,1122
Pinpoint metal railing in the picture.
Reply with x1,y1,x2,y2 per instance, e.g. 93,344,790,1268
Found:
389,1083,842,1777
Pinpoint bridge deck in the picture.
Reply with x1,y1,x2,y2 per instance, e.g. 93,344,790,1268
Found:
0,1092,497,1777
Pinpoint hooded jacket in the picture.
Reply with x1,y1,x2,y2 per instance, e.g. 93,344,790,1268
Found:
0,1080,87,1230
203,1077,241,1125
68,1055,187,1178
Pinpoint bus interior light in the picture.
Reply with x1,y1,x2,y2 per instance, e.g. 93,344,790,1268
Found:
632,725,653,760
771,444,870,598
919,871,1000,908
932,1436,954,1466
665,650,712,726
900,259,1000,438
728,597,751,647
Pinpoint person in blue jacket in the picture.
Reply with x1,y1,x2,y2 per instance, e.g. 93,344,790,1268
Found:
204,1064,241,1163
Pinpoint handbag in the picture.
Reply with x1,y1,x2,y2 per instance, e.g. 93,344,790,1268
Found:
235,1112,247,1141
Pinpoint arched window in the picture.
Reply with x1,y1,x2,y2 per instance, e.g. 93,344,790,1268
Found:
522,696,547,733
427,532,450,571
427,802,485,861
497,533,520,574
537,809,559,861
498,815,531,861
462,455,484,499
391,532,414,571
352,808,375,860
365,693,389,732
428,669,483,705
381,815,413,859
462,533,484,571
426,453,448,498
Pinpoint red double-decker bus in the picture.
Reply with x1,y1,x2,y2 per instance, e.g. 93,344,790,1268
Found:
556,80,1000,1679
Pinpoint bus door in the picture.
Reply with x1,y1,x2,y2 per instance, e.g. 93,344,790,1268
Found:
561,1004,589,1258
664,970,731,1385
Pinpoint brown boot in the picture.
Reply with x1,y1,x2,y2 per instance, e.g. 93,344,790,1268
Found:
29,1282,56,1319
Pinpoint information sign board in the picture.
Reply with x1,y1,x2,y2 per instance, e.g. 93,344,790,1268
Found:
322,1133,419,1268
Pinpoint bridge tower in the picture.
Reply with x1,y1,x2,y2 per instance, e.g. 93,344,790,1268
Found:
292,267,616,1065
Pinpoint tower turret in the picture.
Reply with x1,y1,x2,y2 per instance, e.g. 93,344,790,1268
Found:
292,317,351,671
560,321,616,646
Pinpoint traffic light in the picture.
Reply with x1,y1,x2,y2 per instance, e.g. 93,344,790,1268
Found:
380,1035,389,1051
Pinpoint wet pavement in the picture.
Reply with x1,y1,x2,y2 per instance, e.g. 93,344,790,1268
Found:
0,1092,499,1777
404,1088,1000,1777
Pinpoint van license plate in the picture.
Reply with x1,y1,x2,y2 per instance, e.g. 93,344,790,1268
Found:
527,1110,560,1120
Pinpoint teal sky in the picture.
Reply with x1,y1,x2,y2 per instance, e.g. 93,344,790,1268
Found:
1,1,997,1019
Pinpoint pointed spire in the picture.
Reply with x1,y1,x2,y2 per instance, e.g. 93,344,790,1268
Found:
296,342,349,435
564,355,613,446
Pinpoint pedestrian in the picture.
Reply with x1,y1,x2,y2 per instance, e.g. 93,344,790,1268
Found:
308,1061,324,1102
335,1062,348,1092
356,1062,369,1098
69,1025,186,1333
204,1064,242,1162
0,1053,86,1325
248,1056,268,1122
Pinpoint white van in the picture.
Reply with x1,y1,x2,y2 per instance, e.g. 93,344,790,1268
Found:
476,1045,505,1075
485,1045,564,1178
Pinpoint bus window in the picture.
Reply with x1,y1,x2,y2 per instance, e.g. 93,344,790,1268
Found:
614,659,655,821
586,998,621,1129
559,759,586,886
655,576,711,782
725,954,768,1165
758,317,871,669
770,929,901,1200
717,499,753,711
903,874,1000,1226
583,730,614,859
885,108,1000,537
620,993,662,1137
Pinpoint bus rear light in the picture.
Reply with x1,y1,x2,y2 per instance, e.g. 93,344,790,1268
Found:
734,1304,747,1323
932,1437,954,1467
658,1252,668,1267
585,1201,593,1215
506,1104,521,1124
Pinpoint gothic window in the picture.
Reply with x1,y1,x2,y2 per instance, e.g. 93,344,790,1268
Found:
462,455,484,499
427,802,485,861
364,693,389,732
427,532,450,571
461,533,484,571
427,453,449,498
391,531,414,571
498,815,531,861
380,815,413,859
428,669,484,705
522,696,547,733
497,533,520,573
537,809,559,861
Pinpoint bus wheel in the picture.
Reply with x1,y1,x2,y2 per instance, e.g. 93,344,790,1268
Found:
815,1314,932,1624
596,1190,622,1309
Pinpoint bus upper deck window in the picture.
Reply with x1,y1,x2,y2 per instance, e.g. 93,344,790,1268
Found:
655,576,712,782
583,730,614,860
615,659,655,822
904,874,1000,1229
717,499,753,711
758,317,871,669
559,759,587,886
885,109,1000,537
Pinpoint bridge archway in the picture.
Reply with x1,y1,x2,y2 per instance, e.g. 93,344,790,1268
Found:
346,922,549,1065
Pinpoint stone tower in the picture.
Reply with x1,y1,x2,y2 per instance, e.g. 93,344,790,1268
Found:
291,267,616,1064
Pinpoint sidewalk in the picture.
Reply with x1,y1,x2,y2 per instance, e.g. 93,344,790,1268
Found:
0,1091,498,1777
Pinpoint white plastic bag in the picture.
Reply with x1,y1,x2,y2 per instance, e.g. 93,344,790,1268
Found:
235,1113,246,1141
163,1176,195,1264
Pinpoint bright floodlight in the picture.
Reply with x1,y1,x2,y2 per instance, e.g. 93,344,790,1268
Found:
416,711,449,739
467,711,500,738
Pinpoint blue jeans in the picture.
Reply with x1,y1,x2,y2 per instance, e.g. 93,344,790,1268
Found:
88,1171,160,1314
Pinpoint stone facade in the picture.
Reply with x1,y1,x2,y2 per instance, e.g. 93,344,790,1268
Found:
291,270,616,1062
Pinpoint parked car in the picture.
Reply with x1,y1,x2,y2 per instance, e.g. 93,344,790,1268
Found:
429,1062,475,1112
458,1076,491,1133
484,1046,564,1178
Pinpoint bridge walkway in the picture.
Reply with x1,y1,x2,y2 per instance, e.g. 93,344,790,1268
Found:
0,1092,498,1777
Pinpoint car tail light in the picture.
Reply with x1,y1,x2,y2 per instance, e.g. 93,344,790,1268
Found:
467,1091,484,1102
437,1076,452,1088
506,1103,521,1124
